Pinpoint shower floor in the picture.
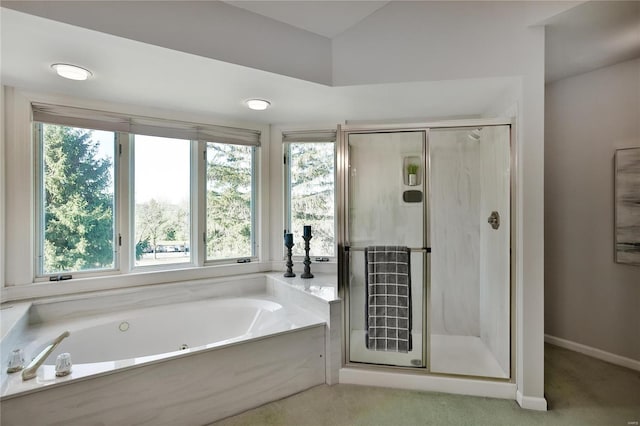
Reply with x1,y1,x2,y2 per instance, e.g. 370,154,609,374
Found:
430,334,509,378
349,331,508,379
350,330,424,367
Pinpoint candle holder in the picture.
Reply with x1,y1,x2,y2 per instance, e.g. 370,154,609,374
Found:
301,232,314,279
284,234,295,278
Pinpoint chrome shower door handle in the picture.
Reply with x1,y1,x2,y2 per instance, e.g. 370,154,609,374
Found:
488,211,500,230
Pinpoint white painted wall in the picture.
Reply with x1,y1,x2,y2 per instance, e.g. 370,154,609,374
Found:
545,58,640,362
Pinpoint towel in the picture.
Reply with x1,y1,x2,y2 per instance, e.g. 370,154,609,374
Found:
365,245,412,353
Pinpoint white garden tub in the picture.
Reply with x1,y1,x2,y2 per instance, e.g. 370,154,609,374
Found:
0,283,330,425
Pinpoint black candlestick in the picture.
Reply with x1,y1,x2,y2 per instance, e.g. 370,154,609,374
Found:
284,234,295,278
301,232,314,279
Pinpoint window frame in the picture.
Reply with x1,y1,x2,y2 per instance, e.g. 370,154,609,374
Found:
283,139,337,261
34,122,121,279
31,116,262,282
203,142,259,265
130,134,197,271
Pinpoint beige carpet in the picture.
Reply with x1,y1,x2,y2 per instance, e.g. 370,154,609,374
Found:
213,344,640,426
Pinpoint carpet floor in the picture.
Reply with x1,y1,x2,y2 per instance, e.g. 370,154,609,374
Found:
213,344,640,426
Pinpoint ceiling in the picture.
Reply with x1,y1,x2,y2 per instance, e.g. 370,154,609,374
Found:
222,1,390,38
225,0,640,83
2,1,637,126
545,1,640,82
0,8,517,125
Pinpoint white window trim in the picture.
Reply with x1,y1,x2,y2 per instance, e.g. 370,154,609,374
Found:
128,136,198,273
2,88,270,302
283,134,337,262
203,143,260,265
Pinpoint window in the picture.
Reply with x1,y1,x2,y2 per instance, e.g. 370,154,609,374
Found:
206,142,256,260
134,135,191,267
284,131,336,258
32,102,261,279
37,123,117,275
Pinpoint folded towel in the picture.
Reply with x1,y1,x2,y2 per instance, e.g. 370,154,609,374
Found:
365,246,412,353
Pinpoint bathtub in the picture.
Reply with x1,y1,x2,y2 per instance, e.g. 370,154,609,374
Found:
0,274,337,425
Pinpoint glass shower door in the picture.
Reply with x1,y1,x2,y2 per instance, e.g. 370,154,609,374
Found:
346,131,425,367
428,126,511,378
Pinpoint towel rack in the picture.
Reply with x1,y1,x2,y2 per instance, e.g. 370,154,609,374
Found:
345,246,431,253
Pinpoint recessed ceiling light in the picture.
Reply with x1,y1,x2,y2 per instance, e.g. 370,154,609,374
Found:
245,99,271,111
51,63,92,81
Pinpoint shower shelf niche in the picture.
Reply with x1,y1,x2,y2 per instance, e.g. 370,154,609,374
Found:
403,156,422,186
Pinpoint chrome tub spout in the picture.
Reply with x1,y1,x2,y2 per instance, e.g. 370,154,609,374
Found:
22,331,70,381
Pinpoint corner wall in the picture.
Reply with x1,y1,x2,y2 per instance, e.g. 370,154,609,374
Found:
545,58,640,362
332,1,550,408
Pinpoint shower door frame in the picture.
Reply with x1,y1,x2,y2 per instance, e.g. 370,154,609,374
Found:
338,118,516,382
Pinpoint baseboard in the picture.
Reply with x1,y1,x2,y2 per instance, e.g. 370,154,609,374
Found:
516,390,547,411
545,334,640,372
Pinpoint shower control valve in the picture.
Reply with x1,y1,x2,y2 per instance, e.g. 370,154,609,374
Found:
488,211,500,230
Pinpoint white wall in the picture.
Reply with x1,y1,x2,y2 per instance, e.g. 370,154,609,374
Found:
545,58,640,362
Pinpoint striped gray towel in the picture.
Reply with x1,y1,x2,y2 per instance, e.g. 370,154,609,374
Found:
365,246,412,353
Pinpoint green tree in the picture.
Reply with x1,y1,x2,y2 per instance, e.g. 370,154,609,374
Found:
136,198,170,259
289,143,334,256
135,199,188,259
43,124,114,273
206,143,253,259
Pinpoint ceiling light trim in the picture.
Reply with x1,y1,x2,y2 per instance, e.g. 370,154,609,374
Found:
245,99,271,111
51,63,93,81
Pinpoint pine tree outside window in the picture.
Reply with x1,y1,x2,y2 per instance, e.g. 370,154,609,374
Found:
206,142,256,261
284,136,336,258
37,123,116,275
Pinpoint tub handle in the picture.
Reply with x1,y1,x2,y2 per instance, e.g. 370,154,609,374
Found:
22,331,70,381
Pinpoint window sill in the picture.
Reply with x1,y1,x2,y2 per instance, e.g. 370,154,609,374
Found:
1,262,272,303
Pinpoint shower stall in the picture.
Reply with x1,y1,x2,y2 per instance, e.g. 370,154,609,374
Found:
339,122,512,380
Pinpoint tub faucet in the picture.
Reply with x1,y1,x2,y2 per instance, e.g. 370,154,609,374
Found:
22,331,70,381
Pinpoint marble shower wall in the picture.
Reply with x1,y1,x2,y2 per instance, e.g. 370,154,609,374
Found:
430,126,511,374
478,125,511,375
429,129,481,336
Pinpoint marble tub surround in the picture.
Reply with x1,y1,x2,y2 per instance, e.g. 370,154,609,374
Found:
267,272,338,304
1,295,325,399
26,273,266,325
0,272,339,425
267,273,341,384
0,303,31,394
2,325,326,426
271,258,337,276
